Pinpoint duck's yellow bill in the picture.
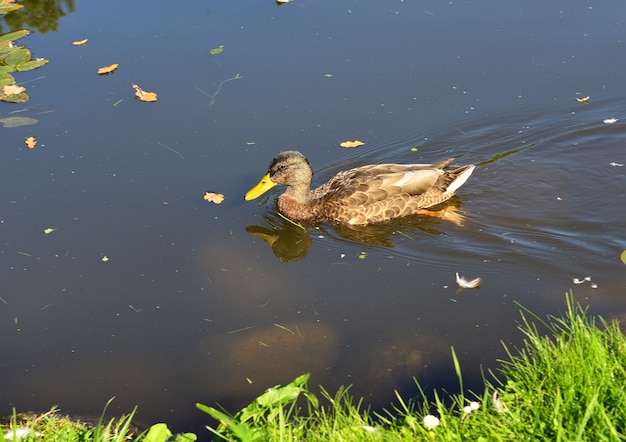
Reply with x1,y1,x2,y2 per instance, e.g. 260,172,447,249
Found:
244,173,277,201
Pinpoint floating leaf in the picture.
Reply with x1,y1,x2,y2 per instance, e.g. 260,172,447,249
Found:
610,162,624,167
97,63,119,75
15,58,48,72
0,116,38,127
621,250,626,265
132,83,157,102
575,96,590,103
0,29,30,42
72,39,88,46
4,47,31,66
0,2,23,13
603,118,618,124
0,87,29,103
209,45,224,55
456,272,482,289
25,136,36,148
102,255,109,262
323,73,333,78
340,140,365,148
204,191,224,204
0,72,15,87
1,84,24,95
43,227,56,234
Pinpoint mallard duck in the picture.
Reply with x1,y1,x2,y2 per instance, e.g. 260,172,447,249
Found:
244,151,475,225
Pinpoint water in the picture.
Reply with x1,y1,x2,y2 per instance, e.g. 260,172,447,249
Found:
2,0,626,433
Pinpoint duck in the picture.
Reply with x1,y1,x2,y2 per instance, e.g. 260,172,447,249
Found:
244,150,475,225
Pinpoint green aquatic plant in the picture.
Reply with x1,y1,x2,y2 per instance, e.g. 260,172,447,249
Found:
0,8,49,103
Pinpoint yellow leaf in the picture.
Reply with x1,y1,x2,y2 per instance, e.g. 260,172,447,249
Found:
575,96,590,103
132,83,158,102
340,140,365,148
204,192,224,204
72,39,88,46
97,63,119,75
209,45,224,55
2,84,25,96
25,136,36,149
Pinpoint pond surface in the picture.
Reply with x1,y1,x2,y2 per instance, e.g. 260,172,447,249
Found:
2,0,626,433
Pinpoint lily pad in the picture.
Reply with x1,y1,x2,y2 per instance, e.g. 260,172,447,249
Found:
4,47,31,66
0,116,38,128
0,30,30,42
16,58,48,72
0,90,29,103
0,72,15,87
0,3,24,14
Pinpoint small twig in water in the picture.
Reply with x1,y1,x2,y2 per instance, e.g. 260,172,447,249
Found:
273,323,295,334
196,73,243,109
156,142,184,159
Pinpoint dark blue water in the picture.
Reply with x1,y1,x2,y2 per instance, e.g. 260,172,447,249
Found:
2,0,626,433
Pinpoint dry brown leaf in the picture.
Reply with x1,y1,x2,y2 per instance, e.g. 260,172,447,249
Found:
340,140,365,148
2,84,25,96
25,136,36,149
97,63,119,75
72,39,88,46
576,96,590,103
204,191,224,204
132,83,158,102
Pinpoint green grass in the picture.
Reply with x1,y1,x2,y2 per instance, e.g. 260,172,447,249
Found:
3,291,626,441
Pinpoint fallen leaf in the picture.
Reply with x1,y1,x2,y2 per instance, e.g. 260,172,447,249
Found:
102,255,109,262
72,39,88,46
209,45,224,55
575,96,590,103
603,118,618,124
620,250,626,265
2,84,25,95
455,272,481,289
609,162,624,167
97,63,119,75
43,227,56,234
340,140,365,148
132,83,158,102
25,136,36,148
204,191,224,204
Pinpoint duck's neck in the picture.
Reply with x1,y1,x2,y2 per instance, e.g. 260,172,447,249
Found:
278,184,316,222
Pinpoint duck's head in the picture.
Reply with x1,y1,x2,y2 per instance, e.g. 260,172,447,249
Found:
244,151,313,201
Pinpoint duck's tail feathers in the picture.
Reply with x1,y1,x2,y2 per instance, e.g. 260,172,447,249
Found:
446,165,475,194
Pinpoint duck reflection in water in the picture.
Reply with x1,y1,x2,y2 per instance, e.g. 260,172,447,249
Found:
246,196,468,262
